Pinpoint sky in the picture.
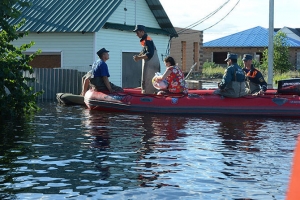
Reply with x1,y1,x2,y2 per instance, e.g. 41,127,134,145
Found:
159,0,300,43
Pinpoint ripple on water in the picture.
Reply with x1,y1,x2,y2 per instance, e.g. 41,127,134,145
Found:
0,103,299,199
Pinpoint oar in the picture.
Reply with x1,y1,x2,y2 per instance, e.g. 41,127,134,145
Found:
184,62,197,80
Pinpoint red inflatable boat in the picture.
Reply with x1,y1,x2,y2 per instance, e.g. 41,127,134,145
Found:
84,87,300,117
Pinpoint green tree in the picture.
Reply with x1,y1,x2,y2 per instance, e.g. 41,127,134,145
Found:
0,0,42,119
261,31,293,74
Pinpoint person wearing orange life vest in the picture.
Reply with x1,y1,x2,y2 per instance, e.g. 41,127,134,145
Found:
133,25,160,94
242,54,267,96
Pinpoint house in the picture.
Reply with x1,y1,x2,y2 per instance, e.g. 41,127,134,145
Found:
275,27,300,41
202,26,300,70
169,28,203,74
10,0,178,88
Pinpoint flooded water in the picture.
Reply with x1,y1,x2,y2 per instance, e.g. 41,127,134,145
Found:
0,102,299,200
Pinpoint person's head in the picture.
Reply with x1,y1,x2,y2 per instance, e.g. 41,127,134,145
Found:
133,25,146,38
164,56,176,67
242,54,253,69
97,48,109,61
224,53,238,65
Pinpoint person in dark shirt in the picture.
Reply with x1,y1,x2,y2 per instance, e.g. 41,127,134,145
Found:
133,25,160,94
242,54,267,95
214,53,247,98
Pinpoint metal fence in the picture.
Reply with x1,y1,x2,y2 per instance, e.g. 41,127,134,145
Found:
24,68,86,101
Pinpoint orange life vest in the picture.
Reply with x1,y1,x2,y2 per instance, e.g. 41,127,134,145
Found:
140,36,152,47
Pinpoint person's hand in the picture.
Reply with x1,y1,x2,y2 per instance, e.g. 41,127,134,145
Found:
155,76,163,82
133,55,139,62
108,88,114,93
252,90,264,96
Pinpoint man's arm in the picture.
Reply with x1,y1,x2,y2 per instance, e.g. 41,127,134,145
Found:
133,54,148,62
219,67,233,89
102,76,113,93
257,71,267,91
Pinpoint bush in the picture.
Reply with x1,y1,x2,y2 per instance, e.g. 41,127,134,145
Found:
203,61,221,69
0,0,42,119
202,66,224,79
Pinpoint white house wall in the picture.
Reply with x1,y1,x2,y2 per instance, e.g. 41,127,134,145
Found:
107,0,161,29
11,32,95,72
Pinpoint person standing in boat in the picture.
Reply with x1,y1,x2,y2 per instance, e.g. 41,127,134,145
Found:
153,56,188,95
214,53,247,98
242,54,267,96
133,25,160,94
81,48,123,95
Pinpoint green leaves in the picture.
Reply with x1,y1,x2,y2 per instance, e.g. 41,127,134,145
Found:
0,0,41,119
262,31,293,74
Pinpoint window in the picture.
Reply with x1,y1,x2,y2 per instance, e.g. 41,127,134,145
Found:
213,52,228,64
24,52,61,68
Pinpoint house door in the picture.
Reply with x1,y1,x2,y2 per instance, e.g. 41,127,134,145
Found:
122,52,142,88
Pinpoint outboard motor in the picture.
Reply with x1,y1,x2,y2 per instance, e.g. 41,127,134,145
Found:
277,78,300,95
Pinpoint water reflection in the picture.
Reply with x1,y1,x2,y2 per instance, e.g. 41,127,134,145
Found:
0,102,298,199
82,110,189,190
136,115,188,188
216,116,261,152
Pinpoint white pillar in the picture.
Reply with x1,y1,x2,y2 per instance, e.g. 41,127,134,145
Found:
267,0,274,89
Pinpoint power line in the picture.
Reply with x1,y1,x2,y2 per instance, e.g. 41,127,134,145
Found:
178,0,241,35
177,0,230,34
202,0,241,31
165,0,241,57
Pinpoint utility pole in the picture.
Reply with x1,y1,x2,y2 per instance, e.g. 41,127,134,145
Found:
267,0,274,89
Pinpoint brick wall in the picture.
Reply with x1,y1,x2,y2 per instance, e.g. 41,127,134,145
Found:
170,28,203,73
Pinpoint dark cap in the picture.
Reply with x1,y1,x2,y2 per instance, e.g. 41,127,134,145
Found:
224,53,238,61
133,25,145,32
97,48,109,57
242,54,253,61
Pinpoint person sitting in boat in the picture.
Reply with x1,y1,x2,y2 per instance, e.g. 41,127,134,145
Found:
214,53,247,98
81,48,123,95
242,54,267,96
153,56,188,95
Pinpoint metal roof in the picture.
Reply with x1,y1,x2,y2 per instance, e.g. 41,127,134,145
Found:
9,0,177,37
10,0,123,33
203,26,300,47
145,0,178,37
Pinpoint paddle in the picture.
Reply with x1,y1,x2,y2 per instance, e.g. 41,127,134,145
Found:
184,62,197,80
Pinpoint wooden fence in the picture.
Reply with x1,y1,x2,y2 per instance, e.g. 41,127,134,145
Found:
24,68,86,101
